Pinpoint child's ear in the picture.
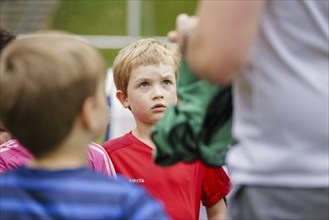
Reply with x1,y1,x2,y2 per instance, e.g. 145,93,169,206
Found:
80,97,99,134
116,90,130,109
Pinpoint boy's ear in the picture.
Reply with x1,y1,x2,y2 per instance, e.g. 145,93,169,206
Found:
116,90,130,109
80,97,99,134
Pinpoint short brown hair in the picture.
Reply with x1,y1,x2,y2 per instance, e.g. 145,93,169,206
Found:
0,33,106,158
0,28,16,53
112,38,179,95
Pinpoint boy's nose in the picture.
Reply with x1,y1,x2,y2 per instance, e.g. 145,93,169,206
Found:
152,86,164,99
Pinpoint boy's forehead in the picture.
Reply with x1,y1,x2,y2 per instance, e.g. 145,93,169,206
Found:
130,64,175,79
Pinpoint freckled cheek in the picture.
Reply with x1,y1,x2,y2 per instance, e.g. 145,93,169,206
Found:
167,90,178,104
132,97,150,110
140,99,149,107
171,95,178,105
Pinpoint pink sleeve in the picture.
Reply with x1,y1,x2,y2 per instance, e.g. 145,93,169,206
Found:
87,142,116,177
0,139,33,174
0,156,7,174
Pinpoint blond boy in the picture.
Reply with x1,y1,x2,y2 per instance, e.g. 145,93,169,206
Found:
103,38,231,219
0,33,169,219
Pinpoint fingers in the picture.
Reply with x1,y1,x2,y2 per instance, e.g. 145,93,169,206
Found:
167,13,189,43
176,13,189,28
167,31,177,43
167,13,199,54
176,14,190,45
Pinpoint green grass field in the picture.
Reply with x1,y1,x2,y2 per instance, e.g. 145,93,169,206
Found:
48,0,197,67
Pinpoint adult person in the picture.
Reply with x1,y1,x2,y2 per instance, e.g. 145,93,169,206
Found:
169,1,328,219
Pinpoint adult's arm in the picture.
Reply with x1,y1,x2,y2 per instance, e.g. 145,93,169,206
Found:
173,1,265,85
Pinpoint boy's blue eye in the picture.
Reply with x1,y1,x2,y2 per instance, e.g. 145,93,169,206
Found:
140,82,149,87
163,80,171,85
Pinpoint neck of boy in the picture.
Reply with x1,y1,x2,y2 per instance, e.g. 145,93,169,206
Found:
27,131,90,170
132,125,156,149
27,150,88,170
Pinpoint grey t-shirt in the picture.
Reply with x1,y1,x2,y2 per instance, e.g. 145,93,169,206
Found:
227,0,329,187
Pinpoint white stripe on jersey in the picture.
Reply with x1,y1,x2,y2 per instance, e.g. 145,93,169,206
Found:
89,142,117,178
0,140,18,153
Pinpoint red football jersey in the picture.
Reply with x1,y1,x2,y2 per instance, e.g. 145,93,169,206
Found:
103,132,231,219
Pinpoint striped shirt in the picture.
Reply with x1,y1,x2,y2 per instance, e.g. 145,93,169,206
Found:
0,139,116,176
0,167,169,219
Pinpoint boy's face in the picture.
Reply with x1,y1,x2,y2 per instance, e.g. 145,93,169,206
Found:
119,64,177,125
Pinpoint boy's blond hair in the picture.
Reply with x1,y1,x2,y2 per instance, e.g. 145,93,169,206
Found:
112,38,179,95
0,33,106,158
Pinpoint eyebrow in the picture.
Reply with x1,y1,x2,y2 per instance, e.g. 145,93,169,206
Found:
134,72,175,82
133,77,149,83
160,72,175,79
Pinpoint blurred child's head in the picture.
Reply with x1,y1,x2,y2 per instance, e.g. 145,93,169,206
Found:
113,38,179,125
113,38,179,96
0,33,108,158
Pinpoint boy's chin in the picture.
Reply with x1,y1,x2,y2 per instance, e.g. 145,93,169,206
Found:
151,116,164,124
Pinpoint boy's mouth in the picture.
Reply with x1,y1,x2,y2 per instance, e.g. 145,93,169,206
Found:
152,103,166,112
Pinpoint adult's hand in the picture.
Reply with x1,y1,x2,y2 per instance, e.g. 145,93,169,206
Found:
167,14,198,54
